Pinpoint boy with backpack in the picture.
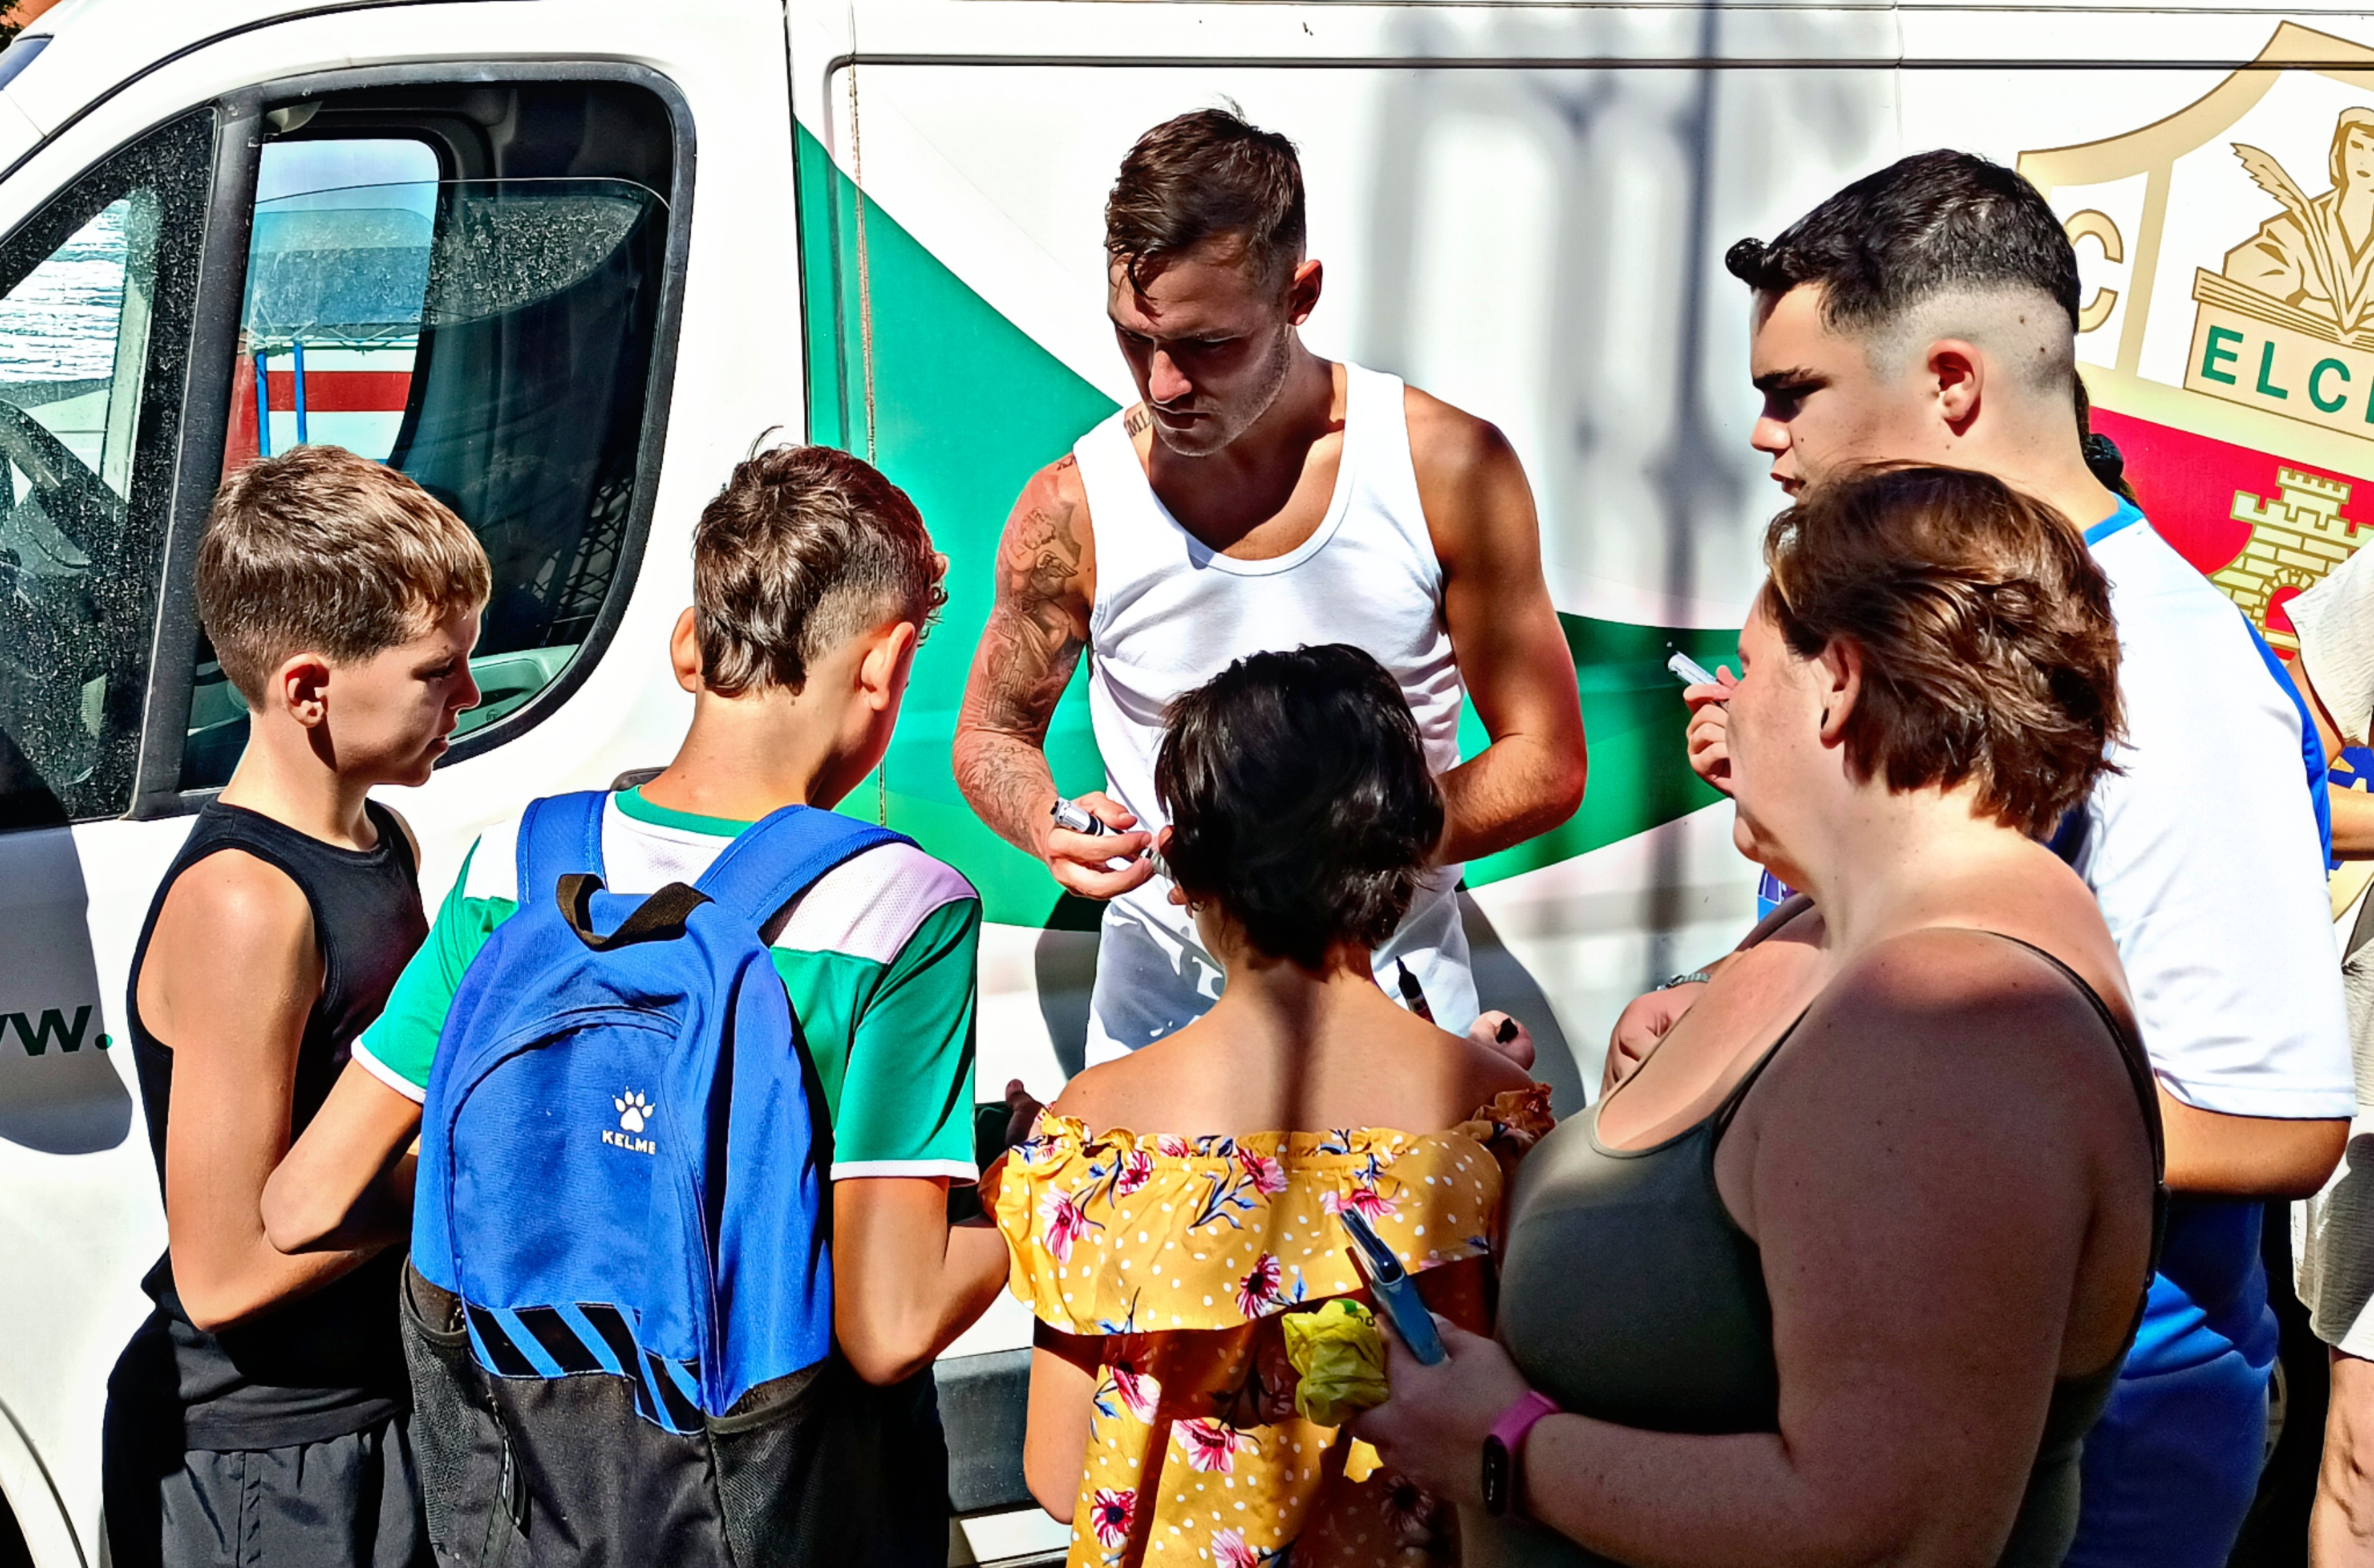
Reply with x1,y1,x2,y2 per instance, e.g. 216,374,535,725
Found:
103,446,490,1568
262,443,1010,1565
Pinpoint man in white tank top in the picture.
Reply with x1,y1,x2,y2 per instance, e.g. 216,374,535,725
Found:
954,108,1586,1062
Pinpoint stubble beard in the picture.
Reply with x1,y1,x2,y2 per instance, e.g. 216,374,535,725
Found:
1150,328,1297,460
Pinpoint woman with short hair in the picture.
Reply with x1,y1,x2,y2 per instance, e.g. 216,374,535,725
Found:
985,642,1546,1567
1353,466,2164,1567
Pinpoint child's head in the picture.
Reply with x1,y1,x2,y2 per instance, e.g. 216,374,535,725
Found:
676,444,945,797
199,446,490,786
1155,643,1443,973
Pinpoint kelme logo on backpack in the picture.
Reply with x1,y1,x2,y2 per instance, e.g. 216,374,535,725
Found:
404,790,906,1566
605,1089,655,1153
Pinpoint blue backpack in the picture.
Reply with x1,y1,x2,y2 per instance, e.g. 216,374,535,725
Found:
401,789,906,1567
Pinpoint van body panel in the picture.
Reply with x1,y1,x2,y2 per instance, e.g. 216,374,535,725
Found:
3,0,2373,1560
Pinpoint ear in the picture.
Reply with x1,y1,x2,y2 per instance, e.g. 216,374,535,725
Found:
858,620,920,710
273,652,333,730
1814,638,1864,747
1928,339,1983,435
668,607,703,694
1286,258,1323,326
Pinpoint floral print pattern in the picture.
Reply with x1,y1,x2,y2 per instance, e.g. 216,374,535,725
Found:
1088,1488,1136,1549
985,1087,1552,1568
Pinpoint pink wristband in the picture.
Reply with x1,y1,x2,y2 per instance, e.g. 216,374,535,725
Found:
1481,1389,1560,1516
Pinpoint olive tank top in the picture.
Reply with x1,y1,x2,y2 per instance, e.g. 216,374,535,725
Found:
1467,933,2164,1567
116,799,426,1450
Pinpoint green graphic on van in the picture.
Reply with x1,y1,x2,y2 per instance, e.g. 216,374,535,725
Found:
795,129,1734,928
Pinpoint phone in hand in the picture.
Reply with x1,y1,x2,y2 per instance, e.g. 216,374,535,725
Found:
1338,1207,1446,1365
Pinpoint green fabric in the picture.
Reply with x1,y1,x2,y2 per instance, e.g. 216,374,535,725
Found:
360,840,513,1089
610,784,747,837
355,793,980,1174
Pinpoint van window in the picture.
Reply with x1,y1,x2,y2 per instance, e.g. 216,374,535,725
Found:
183,83,675,788
0,110,210,829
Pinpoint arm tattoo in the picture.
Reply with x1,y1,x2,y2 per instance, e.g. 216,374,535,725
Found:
1123,404,1151,438
955,465,1092,854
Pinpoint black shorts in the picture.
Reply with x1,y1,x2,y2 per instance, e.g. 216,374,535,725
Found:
104,1413,429,1568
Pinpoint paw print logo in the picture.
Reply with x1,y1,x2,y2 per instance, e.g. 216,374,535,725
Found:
613,1090,652,1133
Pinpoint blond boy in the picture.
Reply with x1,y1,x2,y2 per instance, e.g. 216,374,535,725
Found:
103,446,488,1568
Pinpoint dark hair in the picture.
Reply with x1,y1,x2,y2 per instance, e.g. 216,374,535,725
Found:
1106,108,1306,292
198,446,491,703
693,444,945,696
1155,644,1443,970
1725,150,2080,339
1762,465,2123,838
2072,374,2139,504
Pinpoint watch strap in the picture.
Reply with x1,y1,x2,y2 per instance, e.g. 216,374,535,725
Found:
1481,1389,1561,1516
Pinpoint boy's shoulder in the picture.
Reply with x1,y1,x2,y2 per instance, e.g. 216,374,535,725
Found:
771,838,978,962
152,842,318,954
455,808,531,905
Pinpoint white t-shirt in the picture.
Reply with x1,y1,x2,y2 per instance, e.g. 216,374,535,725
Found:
2067,505,2352,1117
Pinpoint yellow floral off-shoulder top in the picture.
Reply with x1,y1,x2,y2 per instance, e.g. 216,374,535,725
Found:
983,1087,1553,1568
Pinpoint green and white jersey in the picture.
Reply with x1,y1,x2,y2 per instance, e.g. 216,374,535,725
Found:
354,788,981,1181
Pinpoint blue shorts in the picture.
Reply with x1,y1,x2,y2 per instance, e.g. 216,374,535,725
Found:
2064,1199,2277,1568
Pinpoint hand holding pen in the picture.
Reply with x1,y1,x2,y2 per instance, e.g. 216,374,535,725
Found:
1669,646,1738,798
1042,793,1156,901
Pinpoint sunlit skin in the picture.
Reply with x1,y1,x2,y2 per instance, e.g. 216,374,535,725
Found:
1747,285,1977,499
227,606,483,833
1021,826,1531,1523
1611,280,2345,1198
139,607,481,1332
1108,239,1324,476
956,231,1587,924
1351,588,2159,1566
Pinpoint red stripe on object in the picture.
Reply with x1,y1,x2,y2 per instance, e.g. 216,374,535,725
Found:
223,362,260,477
255,369,413,414
2087,406,2369,579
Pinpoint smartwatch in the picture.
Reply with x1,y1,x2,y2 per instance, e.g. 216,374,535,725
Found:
1481,1389,1561,1517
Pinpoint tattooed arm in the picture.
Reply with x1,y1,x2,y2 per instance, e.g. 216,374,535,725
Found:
955,452,1156,899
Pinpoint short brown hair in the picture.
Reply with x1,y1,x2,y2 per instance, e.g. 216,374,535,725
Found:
1761,465,2123,838
198,446,492,703
693,444,945,696
1106,108,1305,291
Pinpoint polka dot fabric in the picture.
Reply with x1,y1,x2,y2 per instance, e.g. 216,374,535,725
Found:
985,1087,1552,1567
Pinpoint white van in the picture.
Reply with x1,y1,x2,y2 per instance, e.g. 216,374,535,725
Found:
0,0,2362,1561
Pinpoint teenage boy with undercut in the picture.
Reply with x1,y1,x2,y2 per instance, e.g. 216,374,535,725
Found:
263,442,1010,1565
1610,152,2352,1567
103,446,490,1568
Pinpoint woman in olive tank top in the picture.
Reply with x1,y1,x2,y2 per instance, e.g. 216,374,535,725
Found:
1353,469,2164,1567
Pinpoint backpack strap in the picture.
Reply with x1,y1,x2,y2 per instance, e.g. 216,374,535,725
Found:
515,790,610,911
694,804,909,931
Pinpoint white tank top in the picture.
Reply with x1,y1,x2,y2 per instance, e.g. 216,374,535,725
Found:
1075,363,1475,1053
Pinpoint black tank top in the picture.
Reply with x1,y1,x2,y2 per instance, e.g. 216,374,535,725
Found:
119,799,427,1450
1470,932,2166,1568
